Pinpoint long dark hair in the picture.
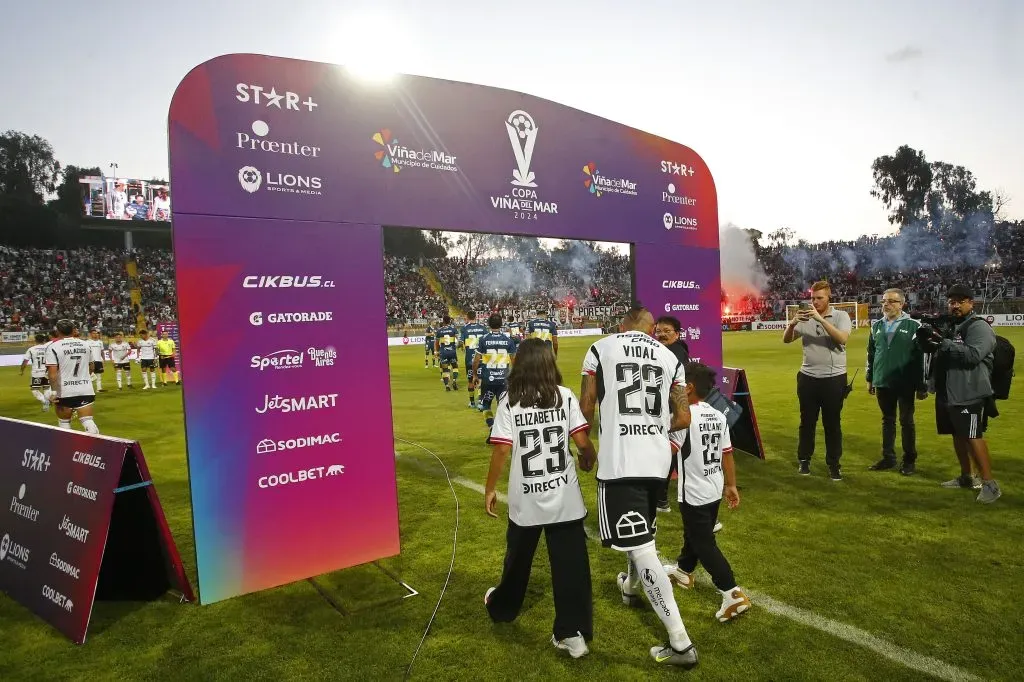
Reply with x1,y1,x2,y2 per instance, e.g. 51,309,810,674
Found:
507,338,563,409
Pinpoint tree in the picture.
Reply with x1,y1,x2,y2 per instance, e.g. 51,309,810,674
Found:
0,131,62,204
52,165,102,218
766,226,795,250
450,232,489,263
870,145,932,225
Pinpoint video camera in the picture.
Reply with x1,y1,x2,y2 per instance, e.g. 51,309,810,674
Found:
911,313,962,353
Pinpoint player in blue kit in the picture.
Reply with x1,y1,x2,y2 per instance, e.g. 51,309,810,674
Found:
435,315,460,391
424,324,437,368
461,311,489,408
526,310,559,357
473,313,518,428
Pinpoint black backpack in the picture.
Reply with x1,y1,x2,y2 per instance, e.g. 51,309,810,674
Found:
965,317,1016,400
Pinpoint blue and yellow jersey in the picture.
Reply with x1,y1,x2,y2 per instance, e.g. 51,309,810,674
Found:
461,322,488,359
435,325,459,354
476,332,517,384
424,326,435,346
525,317,558,345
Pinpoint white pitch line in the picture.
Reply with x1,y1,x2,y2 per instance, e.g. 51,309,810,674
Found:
396,449,983,682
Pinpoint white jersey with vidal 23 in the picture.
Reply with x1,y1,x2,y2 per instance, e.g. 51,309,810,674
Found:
581,330,685,481
670,402,733,506
45,338,95,399
488,386,590,527
23,343,49,379
136,338,157,360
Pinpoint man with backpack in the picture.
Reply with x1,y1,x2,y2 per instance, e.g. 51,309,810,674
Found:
921,285,1003,503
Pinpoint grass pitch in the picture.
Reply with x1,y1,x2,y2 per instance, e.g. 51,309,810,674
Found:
1,330,1022,681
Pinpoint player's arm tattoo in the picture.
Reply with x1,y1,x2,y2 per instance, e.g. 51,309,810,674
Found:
580,374,597,436
669,384,691,431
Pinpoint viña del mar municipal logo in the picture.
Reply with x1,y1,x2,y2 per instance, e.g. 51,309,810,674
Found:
582,162,638,198
372,129,459,174
490,110,558,220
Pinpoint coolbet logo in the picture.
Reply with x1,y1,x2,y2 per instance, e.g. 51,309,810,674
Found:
372,128,459,173
663,280,701,289
663,212,699,231
582,162,638,197
660,161,695,177
662,183,697,206
72,451,105,470
490,110,558,220
67,481,99,502
49,552,81,580
59,514,90,543
256,432,342,454
237,120,321,158
258,464,345,489
235,84,318,112
249,311,333,326
664,303,701,312
10,483,40,523
1,532,31,569
21,448,51,472
237,166,322,196
255,392,339,415
42,584,74,613
242,275,335,288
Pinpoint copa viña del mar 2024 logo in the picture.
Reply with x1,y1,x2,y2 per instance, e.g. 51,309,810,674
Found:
490,111,558,221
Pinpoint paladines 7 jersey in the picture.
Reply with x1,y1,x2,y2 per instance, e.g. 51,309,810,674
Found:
581,330,685,481
489,386,590,527
45,338,96,398
670,402,733,506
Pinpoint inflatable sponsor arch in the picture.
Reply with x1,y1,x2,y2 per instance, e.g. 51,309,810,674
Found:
169,53,722,604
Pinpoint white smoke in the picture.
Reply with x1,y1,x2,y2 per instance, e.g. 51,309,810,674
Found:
720,223,769,296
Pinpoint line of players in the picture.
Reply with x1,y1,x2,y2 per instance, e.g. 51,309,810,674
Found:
18,323,180,432
425,310,558,429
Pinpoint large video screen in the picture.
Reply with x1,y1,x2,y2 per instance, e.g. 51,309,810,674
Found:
79,176,171,222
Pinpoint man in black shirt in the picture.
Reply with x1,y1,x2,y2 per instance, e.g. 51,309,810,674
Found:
655,316,691,512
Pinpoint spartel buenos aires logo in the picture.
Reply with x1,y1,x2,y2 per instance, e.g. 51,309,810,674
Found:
582,162,638,198
372,128,458,174
490,110,557,221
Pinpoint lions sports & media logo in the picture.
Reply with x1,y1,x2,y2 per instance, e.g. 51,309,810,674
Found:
239,166,262,193
237,166,323,196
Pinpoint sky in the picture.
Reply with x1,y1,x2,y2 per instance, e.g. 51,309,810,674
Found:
2,0,1021,245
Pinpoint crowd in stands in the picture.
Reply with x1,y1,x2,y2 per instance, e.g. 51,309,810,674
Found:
0,246,175,334
6,220,1024,333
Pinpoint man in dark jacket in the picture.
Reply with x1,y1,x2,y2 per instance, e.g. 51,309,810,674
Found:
866,288,928,475
923,285,1001,503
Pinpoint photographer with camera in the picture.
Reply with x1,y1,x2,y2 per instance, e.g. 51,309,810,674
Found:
916,285,1002,503
783,281,853,480
866,288,928,475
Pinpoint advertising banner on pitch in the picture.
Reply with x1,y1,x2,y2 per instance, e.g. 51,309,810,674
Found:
169,53,721,604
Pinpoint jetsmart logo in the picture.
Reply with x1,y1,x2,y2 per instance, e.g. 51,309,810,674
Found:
255,393,339,415
242,275,334,288
10,484,40,523
582,162,638,197
372,128,458,173
59,515,90,544
662,183,697,206
237,166,323,196
256,432,342,454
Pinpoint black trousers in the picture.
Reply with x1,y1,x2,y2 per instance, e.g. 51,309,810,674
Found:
876,386,917,461
486,518,593,641
676,499,736,591
797,372,847,467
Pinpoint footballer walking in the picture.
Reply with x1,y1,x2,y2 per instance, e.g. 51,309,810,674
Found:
484,339,597,658
579,306,698,668
45,319,100,433
20,332,53,411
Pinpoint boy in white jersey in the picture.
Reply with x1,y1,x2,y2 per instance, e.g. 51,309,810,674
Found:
45,319,100,433
579,306,697,668
86,329,106,392
136,329,158,389
665,363,751,623
109,332,133,389
484,339,597,658
19,333,52,411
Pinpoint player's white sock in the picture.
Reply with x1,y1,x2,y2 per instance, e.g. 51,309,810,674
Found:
150,371,157,386
629,546,692,651
116,370,123,388
31,389,46,404
625,558,642,592
58,419,72,430
79,416,99,434
95,376,102,391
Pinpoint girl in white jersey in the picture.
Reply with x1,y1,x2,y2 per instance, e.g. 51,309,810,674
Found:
665,362,751,623
484,339,597,659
